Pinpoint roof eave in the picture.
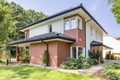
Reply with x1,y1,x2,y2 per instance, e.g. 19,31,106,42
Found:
20,5,108,34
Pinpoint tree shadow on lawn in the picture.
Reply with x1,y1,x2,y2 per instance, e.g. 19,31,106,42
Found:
0,65,100,80
0,65,52,79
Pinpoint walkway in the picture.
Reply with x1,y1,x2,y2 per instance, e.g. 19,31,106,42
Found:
30,64,104,76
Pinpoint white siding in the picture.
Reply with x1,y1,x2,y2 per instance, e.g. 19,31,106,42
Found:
52,19,64,33
29,19,64,37
86,24,103,58
29,25,48,37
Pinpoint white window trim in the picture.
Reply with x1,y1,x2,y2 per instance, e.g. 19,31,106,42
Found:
76,47,78,59
64,17,78,30
70,47,72,58
70,46,83,59
78,18,82,30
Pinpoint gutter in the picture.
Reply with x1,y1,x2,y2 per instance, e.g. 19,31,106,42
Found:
41,40,49,66
41,40,48,51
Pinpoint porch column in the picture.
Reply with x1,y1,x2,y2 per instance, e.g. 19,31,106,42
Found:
16,46,19,62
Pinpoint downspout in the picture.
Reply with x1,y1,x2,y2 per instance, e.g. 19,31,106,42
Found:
85,19,92,58
41,40,48,51
41,40,49,66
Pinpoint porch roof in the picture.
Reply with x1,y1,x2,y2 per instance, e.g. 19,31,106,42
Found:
9,32,75,45
90,41,113,49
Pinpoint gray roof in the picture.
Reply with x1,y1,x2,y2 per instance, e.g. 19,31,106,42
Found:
90,41,112,49
9,32,75,45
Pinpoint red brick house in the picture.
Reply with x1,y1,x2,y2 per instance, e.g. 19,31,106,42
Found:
9,4,109,67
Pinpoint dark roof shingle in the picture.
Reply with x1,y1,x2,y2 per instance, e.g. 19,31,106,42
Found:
9,32,75,45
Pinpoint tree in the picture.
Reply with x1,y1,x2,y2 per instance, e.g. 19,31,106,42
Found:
0,1,47,44
108,0,120,23
0,0,11,44
0,1,47,59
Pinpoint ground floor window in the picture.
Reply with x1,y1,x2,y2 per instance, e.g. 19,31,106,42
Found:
70,46,83,59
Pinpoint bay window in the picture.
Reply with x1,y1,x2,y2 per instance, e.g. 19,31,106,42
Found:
65,18,77,30
65,18,82,30
71,18,77,29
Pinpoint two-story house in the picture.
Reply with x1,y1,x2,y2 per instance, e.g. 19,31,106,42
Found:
9,4,109,67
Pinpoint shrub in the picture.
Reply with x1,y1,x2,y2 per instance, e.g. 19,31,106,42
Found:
104,63,120,80
60,54,91,69
42,50,49,65
19,48,30,62
88,50,101,60
105,53,109,59
111,54,114,60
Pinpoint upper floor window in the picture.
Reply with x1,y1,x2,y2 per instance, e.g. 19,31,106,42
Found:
65,18,77,30
49,25,52,32
25,32,27,38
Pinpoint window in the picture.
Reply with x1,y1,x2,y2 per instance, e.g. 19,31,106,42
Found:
90,26,93,36
49,25,52,32
71,19,77,29
71,47,83,59
25,32,27,38
65,18,77,30
78,47,82,57
72,47,76,58
78,19,82,30
65,20,70,30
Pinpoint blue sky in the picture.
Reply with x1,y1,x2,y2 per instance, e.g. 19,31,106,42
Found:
7,0,120,38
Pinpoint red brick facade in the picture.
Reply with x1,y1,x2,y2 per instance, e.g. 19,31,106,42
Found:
64,16,86,47
21,14,86,67
30,41,70,67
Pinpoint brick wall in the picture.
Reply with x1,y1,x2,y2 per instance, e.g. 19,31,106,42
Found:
30,41,71,67
30,43,46,65
64,16,85,47
57,42,70,66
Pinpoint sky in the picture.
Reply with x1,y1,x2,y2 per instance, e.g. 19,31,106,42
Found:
7,0,120,38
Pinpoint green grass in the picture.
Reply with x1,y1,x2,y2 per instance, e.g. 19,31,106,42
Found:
0,65,102,80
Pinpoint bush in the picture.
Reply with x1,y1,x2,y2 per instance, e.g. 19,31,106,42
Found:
111,54,114,60
88,50,101,60
104,63,120,80
60,54,91,69
19,48,30,62
104,63,120,69
105,53,109,59
87,59,99,65
104,69,120,80
42,50,49,65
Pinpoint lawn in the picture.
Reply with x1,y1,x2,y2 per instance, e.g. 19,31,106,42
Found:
0,65,102,80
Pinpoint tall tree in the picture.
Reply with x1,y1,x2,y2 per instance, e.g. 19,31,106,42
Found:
0,1,47,44
0,0,11,44
8,2,47,41
108,0,120,23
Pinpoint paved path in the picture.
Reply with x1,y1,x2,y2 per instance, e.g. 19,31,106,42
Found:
30,64,104,76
